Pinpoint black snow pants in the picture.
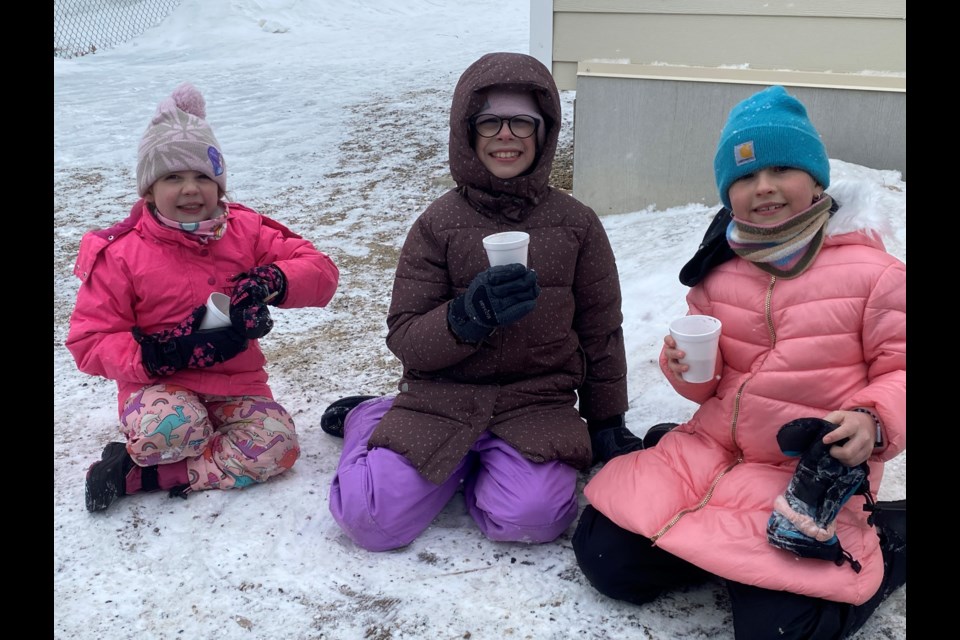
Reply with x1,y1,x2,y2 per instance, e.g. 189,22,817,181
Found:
572,504,906,640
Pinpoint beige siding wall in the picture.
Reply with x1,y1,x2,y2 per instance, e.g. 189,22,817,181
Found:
535,0,907,214
547,0,906,90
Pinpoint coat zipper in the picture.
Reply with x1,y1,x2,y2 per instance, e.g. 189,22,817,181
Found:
651,275,778,544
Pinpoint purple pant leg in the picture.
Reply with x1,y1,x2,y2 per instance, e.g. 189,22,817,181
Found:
464,431,578,543
328,395,467,551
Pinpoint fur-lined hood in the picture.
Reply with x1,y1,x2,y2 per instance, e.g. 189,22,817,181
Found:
824,178,896,248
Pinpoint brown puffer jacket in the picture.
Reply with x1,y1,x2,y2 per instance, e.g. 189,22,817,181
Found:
368,52,628,484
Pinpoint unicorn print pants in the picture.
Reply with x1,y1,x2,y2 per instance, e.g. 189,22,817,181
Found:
119,383,299,492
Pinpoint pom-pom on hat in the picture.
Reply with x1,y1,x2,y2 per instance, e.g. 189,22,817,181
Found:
136,82,226,197
713,85,829,209
477,88,547,147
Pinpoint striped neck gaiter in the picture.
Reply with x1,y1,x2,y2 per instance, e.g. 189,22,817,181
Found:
726,195,832,279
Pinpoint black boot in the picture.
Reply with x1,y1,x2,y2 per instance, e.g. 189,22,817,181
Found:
868,499,907,597
320,395,377,438
868,499,906,543
85,442,135,512
589,416,643,466
642,422,678,449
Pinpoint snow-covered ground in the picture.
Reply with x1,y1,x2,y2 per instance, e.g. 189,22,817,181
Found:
54,1,906,638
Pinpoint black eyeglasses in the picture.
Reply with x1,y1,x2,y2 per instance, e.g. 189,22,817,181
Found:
469,114,539,139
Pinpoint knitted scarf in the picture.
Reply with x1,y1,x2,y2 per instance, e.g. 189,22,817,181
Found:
152,205,228,244
726,195,832,279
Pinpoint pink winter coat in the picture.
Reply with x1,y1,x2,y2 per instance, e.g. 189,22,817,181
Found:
67,200,339,412
584,194,906,605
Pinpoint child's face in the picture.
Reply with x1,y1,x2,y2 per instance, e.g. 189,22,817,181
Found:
728,167,820,225
145,170,222,222
473,116,537,179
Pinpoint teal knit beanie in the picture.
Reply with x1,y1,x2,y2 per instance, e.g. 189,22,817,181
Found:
713,85,830,209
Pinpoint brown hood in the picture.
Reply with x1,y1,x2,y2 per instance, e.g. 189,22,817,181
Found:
448,52,560,220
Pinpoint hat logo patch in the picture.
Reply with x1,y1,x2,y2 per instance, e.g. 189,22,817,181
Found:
207,146,224,177
734,141,756,167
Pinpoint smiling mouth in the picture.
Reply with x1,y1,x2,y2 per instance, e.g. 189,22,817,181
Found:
754,203,784,213
490,150,521,159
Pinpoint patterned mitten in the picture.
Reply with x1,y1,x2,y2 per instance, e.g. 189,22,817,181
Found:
229,265,288,339
134,304,248,376
766,417,869,572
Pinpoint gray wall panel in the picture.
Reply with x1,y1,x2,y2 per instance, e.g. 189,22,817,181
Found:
573,74,905,215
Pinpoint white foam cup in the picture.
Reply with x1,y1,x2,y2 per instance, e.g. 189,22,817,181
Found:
198,292,232,331
669,315,722,383
483,231,530,267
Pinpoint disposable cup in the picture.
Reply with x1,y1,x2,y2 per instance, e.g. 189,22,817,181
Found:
669,315,722,383
483,231,530,267
198,292,232,331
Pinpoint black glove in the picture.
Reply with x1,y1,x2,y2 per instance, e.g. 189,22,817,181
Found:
766,417,869,571
588,414,643,466
448,264,541,343
134,304,248,377
229,265,288,339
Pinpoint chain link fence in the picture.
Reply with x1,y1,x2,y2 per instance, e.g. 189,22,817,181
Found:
54,0,182,59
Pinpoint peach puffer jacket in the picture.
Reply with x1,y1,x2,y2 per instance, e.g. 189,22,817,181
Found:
585,186,905,605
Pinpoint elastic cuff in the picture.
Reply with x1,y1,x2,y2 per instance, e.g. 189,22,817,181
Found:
125,464,159,494
268,264,288,305
157,460,190,490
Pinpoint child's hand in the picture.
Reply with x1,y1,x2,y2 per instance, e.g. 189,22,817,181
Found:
821,410,876,467
663,334,688,380
229,265,288,339
134,305,248,376
232,303,273,340
448,264,540,343
230,265,288,309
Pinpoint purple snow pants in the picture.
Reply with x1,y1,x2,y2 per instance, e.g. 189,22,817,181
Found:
329,395,578,551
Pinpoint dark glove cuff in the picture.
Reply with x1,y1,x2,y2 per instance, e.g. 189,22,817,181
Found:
587,414,626,433
137,334,184,377
265,264,288,305
448,295,494,344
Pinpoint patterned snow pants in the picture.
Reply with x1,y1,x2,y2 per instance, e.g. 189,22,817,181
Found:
119,383,299,492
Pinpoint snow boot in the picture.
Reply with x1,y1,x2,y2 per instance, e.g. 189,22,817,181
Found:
85,442,134,512
866,499,907,597
642,422,678,449
321,395,377,438
85,442,163,512
589,417,643,466
766,418,869,571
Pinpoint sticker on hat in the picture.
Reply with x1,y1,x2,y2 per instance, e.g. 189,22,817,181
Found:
208,147,224,177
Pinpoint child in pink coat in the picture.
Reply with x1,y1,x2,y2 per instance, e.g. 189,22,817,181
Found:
67,82,339,512
573,86,906,639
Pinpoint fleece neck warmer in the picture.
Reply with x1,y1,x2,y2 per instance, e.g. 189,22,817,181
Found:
726,195,832,279
152,205,228,244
